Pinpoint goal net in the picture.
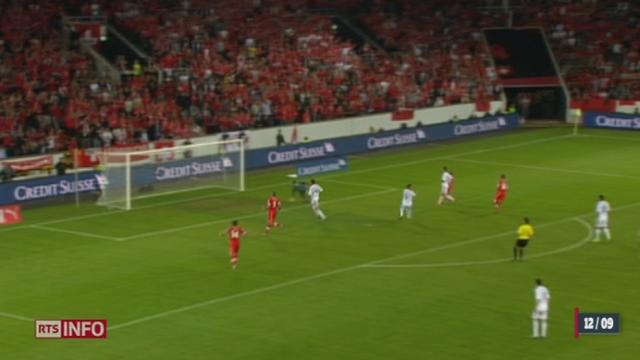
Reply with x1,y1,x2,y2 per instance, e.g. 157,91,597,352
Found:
97,139,245,210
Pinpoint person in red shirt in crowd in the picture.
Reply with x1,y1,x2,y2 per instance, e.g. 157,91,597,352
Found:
266,192,283,233
223,220,247,270
494,174,509,209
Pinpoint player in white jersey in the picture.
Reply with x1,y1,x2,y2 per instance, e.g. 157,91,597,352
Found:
399,184,417,219
308,179,326,220
437,166,456,205
532,278,551,338
594,194,611,241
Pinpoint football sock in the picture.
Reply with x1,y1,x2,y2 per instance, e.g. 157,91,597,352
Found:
532,320,539,338
594,229,601,241
604,228,611,240
541,321,548,337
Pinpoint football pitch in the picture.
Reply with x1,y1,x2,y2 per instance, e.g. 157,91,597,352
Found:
1,127,639,359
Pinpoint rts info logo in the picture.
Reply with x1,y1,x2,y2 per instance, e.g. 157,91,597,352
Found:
35,319,108,339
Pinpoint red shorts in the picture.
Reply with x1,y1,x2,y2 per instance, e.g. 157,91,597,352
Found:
230,239,240,257
495,191,507,203
268,210,278,224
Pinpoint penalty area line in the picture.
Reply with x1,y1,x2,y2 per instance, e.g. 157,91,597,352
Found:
324,134,572,180
117,188,397,241
448,158,640,181
30,225,121,242
364,218,593,268
322,178,396,191
0,181,293,235
0,133,568,236
575,134,640,143
108,207,627,332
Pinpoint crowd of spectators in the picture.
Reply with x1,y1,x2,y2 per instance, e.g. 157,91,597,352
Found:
0,2,88,157
0,1,210,159
105,0,501,128
3,0,639,160
514,0,640,101
354,0,640,102
1,0,503,159
355,0,504,103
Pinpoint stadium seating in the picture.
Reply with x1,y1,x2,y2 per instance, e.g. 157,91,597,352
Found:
513,0,640,103
1,0,501,158
0,2,89,157
354,0,504,105
3,0,639,159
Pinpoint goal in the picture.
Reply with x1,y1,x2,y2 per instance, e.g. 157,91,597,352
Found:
97,139,245,210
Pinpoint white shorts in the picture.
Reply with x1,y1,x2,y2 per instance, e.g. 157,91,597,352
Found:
441,183,449,195
311,198,320,207
597,214,608,228
532,310,548,321
401,202,413,209
532,303,549,320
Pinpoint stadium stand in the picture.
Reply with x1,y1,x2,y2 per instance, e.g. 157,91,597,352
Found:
0,2,90,157
105,0,499,127
2,0,639,159
512,0,640,108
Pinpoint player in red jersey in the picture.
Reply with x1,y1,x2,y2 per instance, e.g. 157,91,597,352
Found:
225,220,247,270
265,192,283,233
494,174,509,209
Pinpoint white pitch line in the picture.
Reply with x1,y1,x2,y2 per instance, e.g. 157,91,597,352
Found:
370,201,640,265
30,225,121,242
108,264,364,331
364,218,592,268
108,204,638,331
117,188,397,241
448,158,640,180
0,181,292,235
576,134,640,142
365,218,572,266
0,132,568,236
325,134,572,179
322,179,395,191
38,182,290,225
0,311,34,322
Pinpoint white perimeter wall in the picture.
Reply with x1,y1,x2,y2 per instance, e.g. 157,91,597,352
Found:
1,101,504,168
195,101,504,149
567,101,640,123
616,101,640,114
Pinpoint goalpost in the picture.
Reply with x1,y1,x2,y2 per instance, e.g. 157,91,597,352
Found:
570,108,583,136
97,139,245,210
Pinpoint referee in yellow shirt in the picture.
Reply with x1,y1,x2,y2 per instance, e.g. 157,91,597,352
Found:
514,217,534,261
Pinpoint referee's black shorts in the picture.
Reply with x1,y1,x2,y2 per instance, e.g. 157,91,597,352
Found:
515,239,529,248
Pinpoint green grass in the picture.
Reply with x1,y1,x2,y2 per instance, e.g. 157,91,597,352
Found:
1,128,639,359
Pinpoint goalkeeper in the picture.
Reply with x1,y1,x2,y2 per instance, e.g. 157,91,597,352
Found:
290,180,307,201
